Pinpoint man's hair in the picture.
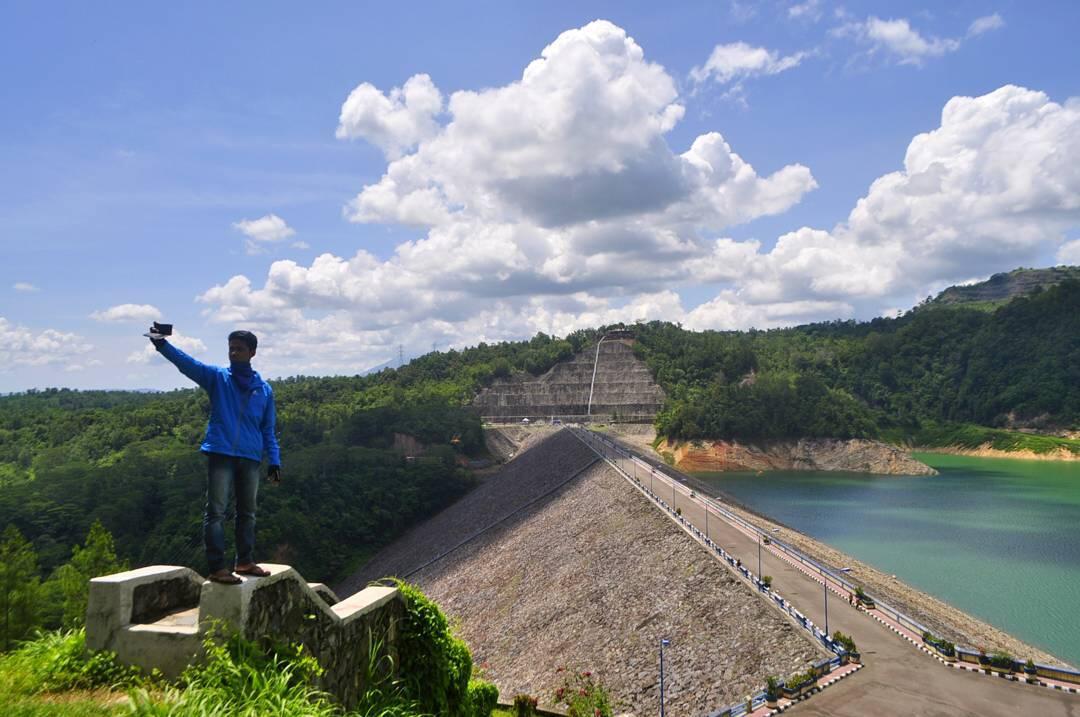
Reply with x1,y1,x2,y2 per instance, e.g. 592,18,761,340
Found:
228,330,258,351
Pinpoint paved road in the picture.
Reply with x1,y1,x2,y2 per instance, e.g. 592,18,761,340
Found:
580,430,1080,717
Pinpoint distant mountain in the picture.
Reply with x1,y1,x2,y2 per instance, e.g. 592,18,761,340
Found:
926,265,1080,311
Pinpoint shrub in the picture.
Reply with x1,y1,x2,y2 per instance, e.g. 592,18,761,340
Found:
553,668,613,717
831,631,857,654
761,576,772,589
395,580,475,717
0,629,144,696
468,678,499,717
764,675,780,700
513,693,539,716
784,670,814,689
990,651,1014,670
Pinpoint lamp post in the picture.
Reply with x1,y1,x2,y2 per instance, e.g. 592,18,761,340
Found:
659,638,670,717
758,528,780,578
824,578,829,636
824,567,851,636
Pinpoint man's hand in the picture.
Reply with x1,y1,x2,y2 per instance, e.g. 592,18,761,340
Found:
147,325,166,347
267,465,282,485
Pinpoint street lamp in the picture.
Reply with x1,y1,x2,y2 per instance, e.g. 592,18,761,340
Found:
758,528,780,578
824,568,851,636
659,638,670,717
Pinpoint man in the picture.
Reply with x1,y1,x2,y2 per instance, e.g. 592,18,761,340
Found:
151,328,281,584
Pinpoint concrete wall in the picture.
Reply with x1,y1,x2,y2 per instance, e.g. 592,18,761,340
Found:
86,564,400,709
473,339,665,421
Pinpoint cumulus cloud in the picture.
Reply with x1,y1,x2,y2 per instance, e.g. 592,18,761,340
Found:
196,20,1080,376
0,318,93,369
127,334,208,365
337,74,443,159
13,282,39,292
200,22,814,342
788,0,823,21
90,303,162,323
836,13,1002,67
233,214,296,254
742,85,1080,306
690,42,806,86
968,13,1005,37
1058,239,1080,266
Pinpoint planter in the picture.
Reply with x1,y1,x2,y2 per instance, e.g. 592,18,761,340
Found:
857,598,875,609
847,651,861,664
766,697,779,709
782,681,814,699
1024,667,1038,684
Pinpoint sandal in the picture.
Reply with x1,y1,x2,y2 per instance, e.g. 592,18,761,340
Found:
234,563,271,577
207,570,242,585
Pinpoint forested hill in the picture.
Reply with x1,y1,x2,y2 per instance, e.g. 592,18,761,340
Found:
923,265,1080,311
0,331,603,590
1,275,1077,598
640,277,1079,440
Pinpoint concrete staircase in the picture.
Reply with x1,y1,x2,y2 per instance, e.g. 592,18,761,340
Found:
86,564,401,709
473,338,665,422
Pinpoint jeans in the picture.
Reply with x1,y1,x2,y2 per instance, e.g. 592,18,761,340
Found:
204,452,260,573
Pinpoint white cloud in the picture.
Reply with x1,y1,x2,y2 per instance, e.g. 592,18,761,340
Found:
13,282,39,292
291,241,310,249
968,13,1005,37
201,22,814,340
337,74,444,159
742,85,1080,306
788,0,823,21
1058,239,1080,265
90,303,162,323
834,15,972,66
195,21,1080,377
689,42,807,87
0,318,93,369
233,214,296,254
127,334,208,365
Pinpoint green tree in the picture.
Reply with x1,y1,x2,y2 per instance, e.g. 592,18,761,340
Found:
53,520,127,628
0,524,41,650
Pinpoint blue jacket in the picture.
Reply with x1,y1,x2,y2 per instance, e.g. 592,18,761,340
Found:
155,341,281,466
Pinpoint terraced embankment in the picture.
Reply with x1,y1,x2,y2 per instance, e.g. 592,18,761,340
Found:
341,429,824,715
473,338,665,422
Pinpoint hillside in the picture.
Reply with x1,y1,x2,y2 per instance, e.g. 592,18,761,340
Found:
926,265,1080,311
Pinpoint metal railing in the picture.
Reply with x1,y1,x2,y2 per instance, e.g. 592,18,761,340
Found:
575,427,1080,689
570,427,855,717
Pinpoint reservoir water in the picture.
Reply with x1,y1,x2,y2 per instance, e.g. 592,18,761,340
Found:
692,453,1080,667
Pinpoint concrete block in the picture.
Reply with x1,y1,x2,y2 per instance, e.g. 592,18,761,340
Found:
86,565,202,652
331,585,398,625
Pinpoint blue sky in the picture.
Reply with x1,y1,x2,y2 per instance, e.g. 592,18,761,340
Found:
2,0,1079,391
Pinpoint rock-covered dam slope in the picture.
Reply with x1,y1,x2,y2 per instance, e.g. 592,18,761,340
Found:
342,429,823,716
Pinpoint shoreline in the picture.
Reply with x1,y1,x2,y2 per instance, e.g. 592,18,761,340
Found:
553,426,1073,668
912,444,1080,462
698,484,1071,669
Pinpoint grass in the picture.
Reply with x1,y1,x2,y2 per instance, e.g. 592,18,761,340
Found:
886,423,1080,457
0,628,427,717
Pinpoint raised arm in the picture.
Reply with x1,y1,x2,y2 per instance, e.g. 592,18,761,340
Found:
153,339,216,390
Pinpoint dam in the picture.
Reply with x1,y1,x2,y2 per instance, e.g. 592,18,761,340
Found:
472,336,665,423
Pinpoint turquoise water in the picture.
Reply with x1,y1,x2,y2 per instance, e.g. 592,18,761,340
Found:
693,453,1080,667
